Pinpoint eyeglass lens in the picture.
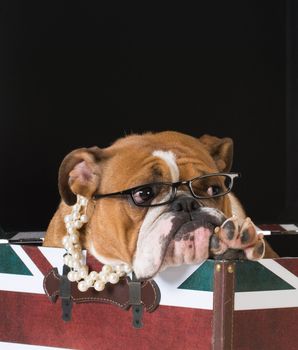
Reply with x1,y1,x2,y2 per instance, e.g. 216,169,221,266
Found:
131,183,174,206
190,174,232,199
131,174,233,206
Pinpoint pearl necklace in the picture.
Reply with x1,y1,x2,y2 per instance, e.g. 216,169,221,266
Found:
62,195,132,292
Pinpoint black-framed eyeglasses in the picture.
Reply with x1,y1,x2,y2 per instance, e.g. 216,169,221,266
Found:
92,173,240,207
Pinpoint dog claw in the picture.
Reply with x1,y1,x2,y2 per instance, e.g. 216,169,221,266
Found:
244,237,265,260
210,235,227,255
211,216,265,260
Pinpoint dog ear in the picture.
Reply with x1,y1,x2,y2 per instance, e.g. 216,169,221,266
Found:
199,134,233,172
58,146,103,206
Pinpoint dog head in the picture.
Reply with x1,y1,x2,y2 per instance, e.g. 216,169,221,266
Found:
58,131,237,279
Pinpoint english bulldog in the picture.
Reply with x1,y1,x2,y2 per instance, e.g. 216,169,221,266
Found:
44,131,277,279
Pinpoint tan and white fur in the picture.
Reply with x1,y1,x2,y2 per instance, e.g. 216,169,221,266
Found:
44,131,277,279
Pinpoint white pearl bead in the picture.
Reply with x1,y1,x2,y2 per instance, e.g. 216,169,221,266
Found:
63,255,72,266
62,236,70,246
114,265,125,277
78,281,88,292
74,243,81,251
102,265,113,274
79,266,88,279
109,273,120,284
73,204,81,212
67,271,77,282
80,197,88,206
72,208,80,217
67,246,77,255
64,215,72,223
98,271,109,282
115,265,123,273
89,271,98,280
74,220,83,229
72,213,81,221
70,234,79,244
65,222,72,229
67,258,74,268
72,260,82,270
72,251,82,260
67,227,78,235
116,270,126,277
94,280,105,291
80,214,88,223
64,240,73,250
73,271,81,281
85,276,94,287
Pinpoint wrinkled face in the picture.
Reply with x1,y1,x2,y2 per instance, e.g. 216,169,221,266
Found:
125,150,228,279
59,132,234,279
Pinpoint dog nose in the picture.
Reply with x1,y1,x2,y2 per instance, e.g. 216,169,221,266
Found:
170,196,200,213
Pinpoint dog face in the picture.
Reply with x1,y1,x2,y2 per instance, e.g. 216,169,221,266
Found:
46,131,237,279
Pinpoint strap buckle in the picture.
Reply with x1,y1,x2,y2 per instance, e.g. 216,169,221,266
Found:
128,272,143,329
60,265,73,321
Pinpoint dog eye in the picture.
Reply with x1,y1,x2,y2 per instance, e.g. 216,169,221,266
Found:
207,185,221,197
132,186,156,205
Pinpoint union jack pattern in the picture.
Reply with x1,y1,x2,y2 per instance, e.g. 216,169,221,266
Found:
0,225,298,350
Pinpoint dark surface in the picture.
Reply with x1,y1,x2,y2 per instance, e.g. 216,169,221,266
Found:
0,1,295,231
285,0,298,221
266,235,298,257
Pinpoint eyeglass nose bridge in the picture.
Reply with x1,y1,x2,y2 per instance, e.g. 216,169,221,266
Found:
171,180,195,200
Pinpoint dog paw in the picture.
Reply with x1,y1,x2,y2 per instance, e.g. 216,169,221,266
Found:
210,216,265,260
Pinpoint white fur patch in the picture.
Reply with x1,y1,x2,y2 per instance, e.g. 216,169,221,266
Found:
133,207,174,278
152,150,179,182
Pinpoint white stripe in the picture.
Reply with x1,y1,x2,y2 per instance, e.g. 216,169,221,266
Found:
0,274,44,294
159,288,213,310
235,290,298,310
280,223,298,231
0,342,74,350
257,230,271,236
152,150,179,182
259,259,298,288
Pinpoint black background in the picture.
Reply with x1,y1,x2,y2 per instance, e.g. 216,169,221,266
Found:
0,1,296,231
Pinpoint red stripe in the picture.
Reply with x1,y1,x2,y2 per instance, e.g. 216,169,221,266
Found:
87,254,103,271
22,246,53,276
2,290,298,349
258,224,286,231
234,308,298,350
0,291,212,350
276,258,298,277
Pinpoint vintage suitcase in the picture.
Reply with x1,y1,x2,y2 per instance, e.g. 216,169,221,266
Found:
0,225,298,350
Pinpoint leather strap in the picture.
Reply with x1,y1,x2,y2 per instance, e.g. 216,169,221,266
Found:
43,267,160,313
212,261,235,350
59,265,72,321
129,272,144,328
